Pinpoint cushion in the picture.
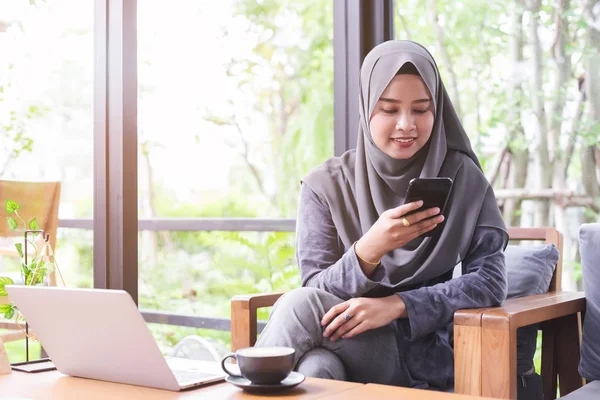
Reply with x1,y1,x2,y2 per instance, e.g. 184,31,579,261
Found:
506,244,558,299
505,243,559,375
579,223,600,381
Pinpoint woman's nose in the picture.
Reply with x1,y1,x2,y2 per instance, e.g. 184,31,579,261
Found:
395,113,416,132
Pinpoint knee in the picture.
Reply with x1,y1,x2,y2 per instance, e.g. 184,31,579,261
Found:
274,287,327,312
296,348,347,381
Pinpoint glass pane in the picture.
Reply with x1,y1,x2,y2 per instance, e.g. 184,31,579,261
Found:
137,0,332,357
138,0,334,219
0,0,94,361
139,230,300,356
393,2,597,287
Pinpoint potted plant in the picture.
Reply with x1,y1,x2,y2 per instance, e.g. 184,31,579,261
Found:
0,199,61,372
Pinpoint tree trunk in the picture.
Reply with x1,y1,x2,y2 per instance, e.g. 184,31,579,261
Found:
582,0,600,216
526,0,552,227
550,0,575,290
503,2,528,226
427,0,462,119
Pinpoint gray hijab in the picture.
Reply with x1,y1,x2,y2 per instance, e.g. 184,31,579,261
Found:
303,40,505,290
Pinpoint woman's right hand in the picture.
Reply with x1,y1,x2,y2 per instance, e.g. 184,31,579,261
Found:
355,201,444,264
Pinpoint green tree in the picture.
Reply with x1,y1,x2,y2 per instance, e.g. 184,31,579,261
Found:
395,0,600,291
207,0,334,218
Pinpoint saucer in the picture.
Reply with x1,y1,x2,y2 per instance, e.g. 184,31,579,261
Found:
225,371,305,392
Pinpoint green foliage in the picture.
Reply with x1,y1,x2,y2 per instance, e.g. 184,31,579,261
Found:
5,200,20,213
396,0,512,170
0,199,52,324
0,104,44,178
138,0,331,353
14,243,23,259
0,277,14,296
0,304,15,319
137,192,301,353
28,218,38,230
205,0,334,218
6,217,18,231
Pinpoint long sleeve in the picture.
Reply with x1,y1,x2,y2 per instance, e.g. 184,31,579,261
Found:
397,226,508,340
296,183,380,300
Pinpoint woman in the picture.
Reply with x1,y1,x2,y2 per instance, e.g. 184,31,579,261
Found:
255,40,507,391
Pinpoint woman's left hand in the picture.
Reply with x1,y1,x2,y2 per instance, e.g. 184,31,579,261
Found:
321,295,407,341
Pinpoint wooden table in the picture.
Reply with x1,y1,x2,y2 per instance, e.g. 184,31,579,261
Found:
326,384,504,400
0,371,503,399
0,371,360,399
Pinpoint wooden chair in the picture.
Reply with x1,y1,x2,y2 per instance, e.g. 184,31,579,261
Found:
455,227,585,399
0,180,61,342
230,227,585,399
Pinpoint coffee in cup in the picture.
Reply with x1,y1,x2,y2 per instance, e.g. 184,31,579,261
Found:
221,346,295,385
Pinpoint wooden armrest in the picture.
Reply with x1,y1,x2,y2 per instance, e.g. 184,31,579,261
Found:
482,291,585,329
454,291,586,398
231,292,285,309
231,292,286,351
480,291,585,399
454,291,565,327
454,297,533,395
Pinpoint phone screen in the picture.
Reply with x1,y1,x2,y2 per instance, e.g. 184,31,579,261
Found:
404,177,453,236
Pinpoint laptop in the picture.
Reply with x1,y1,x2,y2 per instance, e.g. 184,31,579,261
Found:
5,285,227,391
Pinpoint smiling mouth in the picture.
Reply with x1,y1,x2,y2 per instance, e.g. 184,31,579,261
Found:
392,137,416,143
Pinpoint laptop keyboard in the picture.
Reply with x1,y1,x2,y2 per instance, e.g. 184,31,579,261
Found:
172,369,217,385
165,357,225,386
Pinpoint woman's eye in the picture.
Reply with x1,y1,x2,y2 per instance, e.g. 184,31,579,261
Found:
413,109,428,114
382,109,397,114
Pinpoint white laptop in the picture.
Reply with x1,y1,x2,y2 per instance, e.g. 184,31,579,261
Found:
5,285,227,391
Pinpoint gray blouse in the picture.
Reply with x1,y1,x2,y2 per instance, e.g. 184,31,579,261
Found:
296,183,508,342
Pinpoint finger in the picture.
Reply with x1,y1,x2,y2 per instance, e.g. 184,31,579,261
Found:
323,308,354,338
387,200,423,219
341,322,367,339
409,214,444,233
330,315,361,341
321,301,350,327
413,217,443,237
399,207,441,227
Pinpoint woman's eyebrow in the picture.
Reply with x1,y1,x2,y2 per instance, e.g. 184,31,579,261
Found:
379,97,431,104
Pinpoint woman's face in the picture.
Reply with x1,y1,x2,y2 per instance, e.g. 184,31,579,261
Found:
369,74,434,159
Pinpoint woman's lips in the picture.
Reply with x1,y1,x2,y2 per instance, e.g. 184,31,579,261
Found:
391,137,416,148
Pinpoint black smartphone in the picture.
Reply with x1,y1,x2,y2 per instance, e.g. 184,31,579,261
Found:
404,177,453,237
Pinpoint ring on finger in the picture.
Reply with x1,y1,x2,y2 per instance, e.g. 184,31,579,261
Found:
401,217,410,227
344,313,352,321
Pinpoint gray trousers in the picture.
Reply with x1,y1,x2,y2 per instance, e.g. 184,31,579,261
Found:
255,287,411,386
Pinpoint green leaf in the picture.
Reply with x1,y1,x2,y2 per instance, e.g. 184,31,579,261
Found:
25,262,37,285
4,305,15,320
28,218,39,230
6,216,18,231
5,199,20,213
0,276,14,296
21,265,30,284
34,268,46,284
0,304,15,320
14,243,23,258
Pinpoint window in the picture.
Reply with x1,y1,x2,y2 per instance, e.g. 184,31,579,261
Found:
137,0,333,353
0,0,93,361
